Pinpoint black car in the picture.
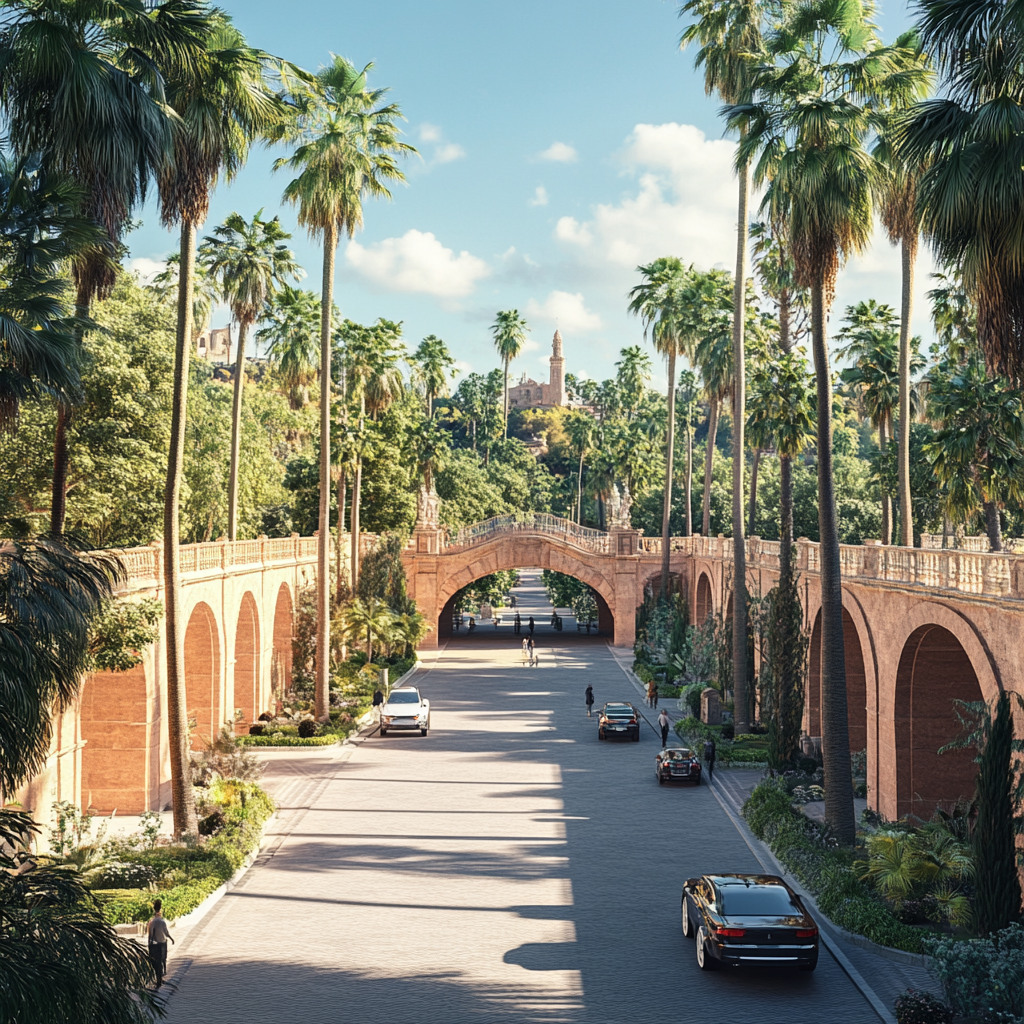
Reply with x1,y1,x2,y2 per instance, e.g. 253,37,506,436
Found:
656,747,702,785
597,702,641,741
681,874,819,971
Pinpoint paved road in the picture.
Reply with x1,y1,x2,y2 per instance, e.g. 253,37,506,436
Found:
163,572,880,1024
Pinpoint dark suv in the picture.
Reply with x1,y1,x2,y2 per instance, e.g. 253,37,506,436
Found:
598,702,641,741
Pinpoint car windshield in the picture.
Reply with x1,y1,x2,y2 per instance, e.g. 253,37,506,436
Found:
666,750,692,761
719,884,801,917
605,707,633,716
386,691,420,704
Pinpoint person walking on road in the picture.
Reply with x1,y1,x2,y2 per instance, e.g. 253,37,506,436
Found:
528,616,535,636
515,612,521,634
521,637,529,664
147,898,174,987
527,637,536,666
704,737,717,782
647,680,657,708
585,684,594,716
658,708,670,747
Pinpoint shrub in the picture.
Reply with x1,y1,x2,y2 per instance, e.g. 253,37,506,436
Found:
236,734,338,747
248,723,265,736
91,862,156,890
894,990,953,1024
297,719,318,739
198,810,225,836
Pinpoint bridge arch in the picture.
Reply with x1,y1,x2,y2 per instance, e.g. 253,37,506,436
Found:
272,583,294,700
185,601,221,748
695,572,714,623
232,592,260,727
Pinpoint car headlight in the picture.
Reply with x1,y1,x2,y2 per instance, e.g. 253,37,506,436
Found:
382,715,393,723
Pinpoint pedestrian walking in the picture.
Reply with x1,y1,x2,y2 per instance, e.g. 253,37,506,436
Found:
372,687,384,727
647,680,657,708
515,612,522,634
146,898,174,987
528,616,535,635
704,737,717,782
527,637,535,666
522,638,529,664
585,684,594,717
468,616,475,633
658,709,670,747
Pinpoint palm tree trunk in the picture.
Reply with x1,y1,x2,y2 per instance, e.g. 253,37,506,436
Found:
577,448,585,525
780,453,793,579
731,153,750,735
336,467,346,599
227,319,250,541
661,349,677,596
898,236,917,547
879,417,891,545
810,276,855,846
702,397,719,535
503,356,509,438
983,500,1003,552
685,411,693,537
164,219,200,838
315,224,337,723
350,453,362,589
748,448,761,537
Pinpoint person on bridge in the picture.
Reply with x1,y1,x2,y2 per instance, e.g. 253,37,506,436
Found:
658,708,670,747
146,899,174,987
704,737,717,782
585,685,594,717
515,612,521,634
528,616,535,635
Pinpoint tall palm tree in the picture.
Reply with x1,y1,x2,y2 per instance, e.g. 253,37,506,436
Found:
491,309,530,436
411,334,457,418
258,285,321,408
731,0,930,842
615,345,653,420
157,18,281,836
0,0,209,535
275,57,414,722
677,368,699,536
681,0,767,737
200,210,301,539
629,256,690,595
895,0,1024,380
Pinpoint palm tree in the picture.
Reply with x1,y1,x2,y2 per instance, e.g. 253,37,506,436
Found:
411,334,457,418
200,210,300,539
894,0,1024,379
731,0,930,843
565,410,596,524
0,0,208,535
346,597,395,662
491,310,530,436
157,18,281,836
681,0,767,738
151,253,221,348
275,57,414,722
258,285,321,408
628,256,689,595
615,345,653,420
677,368,699,536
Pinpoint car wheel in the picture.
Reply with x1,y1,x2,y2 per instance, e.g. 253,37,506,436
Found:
694,775,701,786
420,728,428,736
799,952,819,972
681,899,693,938
380,728,387,736
696,927,719,970
632,730,640,742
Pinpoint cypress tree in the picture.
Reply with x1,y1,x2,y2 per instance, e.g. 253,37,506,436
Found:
972,693,1022,936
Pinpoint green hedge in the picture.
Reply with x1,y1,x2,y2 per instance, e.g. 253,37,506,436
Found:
742,779,924,954
99,782,274,924
236,733,340,747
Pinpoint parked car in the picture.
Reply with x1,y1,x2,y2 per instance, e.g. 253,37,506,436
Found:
681,874,819,971
598,702,641,741
656,747,702,785
380,687,430,737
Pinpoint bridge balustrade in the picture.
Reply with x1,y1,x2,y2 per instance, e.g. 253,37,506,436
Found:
442,513,611,554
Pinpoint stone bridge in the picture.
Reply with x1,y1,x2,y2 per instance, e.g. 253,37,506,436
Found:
405,516,1024,823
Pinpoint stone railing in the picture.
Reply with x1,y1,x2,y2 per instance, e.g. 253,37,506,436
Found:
920,533,1024,555
106,533,320,588
442,514,611,554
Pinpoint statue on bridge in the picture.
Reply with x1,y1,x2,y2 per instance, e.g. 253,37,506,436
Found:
609,482,633,529
416,485,440,531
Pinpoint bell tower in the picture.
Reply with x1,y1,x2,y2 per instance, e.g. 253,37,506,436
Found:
549,329,566,407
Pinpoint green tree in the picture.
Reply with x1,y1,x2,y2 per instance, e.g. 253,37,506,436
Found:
411,334,457,418
258,285,321,408
564,410,595,525
491,309,530,436
615,345,653,420
275,57,414,721
201,209,301,539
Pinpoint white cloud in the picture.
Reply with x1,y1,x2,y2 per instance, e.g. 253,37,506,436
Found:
127,256,166,285
528,186,549,207
345,230,490,298
525,290,602,334
520,338,540,353
434,142,466,164
419,123,442,142
538,141,578,163
553,123,738,269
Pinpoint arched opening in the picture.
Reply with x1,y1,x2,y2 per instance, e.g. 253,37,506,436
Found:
807,606,867,756
80,663,153,813
695,573,713,623
233,593,260,728
185,602,221,749
272,583,293,703
894,625,983,820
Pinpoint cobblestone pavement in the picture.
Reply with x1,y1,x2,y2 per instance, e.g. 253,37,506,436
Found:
162,573,888,1024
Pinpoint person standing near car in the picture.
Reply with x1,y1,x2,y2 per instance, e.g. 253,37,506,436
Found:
658,708,670,747
585,685,594,717
704,737,717,781
146,899,174,987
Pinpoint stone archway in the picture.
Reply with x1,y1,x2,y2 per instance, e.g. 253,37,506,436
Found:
695,572,713,623
80,663,152,814
893,624,984,820
185,602,221,749
272,583,293,701
807,605,868,757
232,592,260,727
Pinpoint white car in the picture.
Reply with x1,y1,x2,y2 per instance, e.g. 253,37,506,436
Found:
380,687,430,737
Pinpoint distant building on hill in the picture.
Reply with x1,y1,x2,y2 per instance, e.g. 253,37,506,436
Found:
196,324,232,364
508,329,566,410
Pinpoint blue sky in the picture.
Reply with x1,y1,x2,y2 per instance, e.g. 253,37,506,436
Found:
126,0,922,386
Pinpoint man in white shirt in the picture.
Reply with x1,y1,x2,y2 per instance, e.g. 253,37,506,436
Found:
146,899,174,987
